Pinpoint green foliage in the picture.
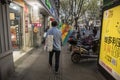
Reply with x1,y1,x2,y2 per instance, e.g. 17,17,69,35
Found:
60,0,102,25
87,0,102,19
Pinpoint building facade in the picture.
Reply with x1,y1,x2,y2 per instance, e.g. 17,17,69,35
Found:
0,0,59,80
0,0,14,80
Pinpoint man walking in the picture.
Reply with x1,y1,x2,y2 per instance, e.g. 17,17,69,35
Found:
46,21,62,74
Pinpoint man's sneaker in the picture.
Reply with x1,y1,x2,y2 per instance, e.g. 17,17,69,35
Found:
55,71,59,75
48,64,52,73
48,64,52,69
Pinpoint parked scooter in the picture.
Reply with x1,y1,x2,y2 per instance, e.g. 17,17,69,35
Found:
68,35,99,63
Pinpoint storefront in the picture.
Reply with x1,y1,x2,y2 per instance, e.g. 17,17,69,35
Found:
25,0,49,47
9,0,34,50
32,7,44,47
9,2,23,50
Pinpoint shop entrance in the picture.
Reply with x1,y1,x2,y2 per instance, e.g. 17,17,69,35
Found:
9,3,23,50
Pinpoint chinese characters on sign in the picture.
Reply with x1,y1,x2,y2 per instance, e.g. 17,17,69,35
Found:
99,5,120,80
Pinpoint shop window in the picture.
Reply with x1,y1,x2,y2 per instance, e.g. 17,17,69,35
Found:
9,3,23,49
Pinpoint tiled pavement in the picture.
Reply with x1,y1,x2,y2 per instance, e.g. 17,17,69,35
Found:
8,45,106,80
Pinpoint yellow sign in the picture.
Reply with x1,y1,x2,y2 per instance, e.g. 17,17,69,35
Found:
33,27,39,33
99,5,120,79
10,13,15,20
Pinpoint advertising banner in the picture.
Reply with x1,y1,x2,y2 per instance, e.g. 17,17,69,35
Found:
58,23,73,45
99,5,120,80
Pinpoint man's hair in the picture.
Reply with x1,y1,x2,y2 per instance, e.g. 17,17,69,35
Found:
51,21,58,27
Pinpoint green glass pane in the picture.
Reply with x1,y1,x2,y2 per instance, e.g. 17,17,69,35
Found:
45,0,51,9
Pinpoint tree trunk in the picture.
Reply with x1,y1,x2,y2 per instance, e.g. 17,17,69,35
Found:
75,17,78,30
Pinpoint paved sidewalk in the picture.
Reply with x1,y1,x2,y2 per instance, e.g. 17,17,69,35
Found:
9,46,106,80
13,48,33,62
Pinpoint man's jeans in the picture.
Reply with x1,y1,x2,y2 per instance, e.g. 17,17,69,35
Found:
49,50,60,72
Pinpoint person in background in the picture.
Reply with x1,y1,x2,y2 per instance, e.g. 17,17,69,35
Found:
93,27,97,37
42,26,50,44
46,21,62,74
45,26,50,32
